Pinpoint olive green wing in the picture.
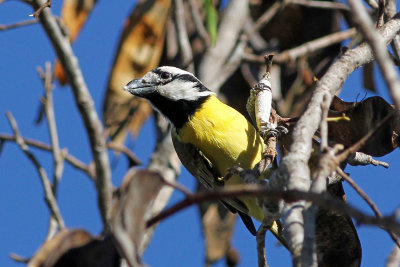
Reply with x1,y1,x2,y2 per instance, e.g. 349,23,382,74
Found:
171,129,257,235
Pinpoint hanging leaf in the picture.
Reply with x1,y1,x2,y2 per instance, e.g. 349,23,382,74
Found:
203,0,218,45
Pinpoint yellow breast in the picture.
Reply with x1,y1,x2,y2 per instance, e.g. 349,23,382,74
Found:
178,95,264,179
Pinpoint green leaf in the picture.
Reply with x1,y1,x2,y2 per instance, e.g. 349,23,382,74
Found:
203,0,218,45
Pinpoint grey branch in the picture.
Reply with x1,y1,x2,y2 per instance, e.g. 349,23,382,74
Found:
347,0,400,109
174,0,194,72
0,133,94,179
244,28,357,64
347,152,389,168
37,62,65,240
386,245,400,267
257,223,270,267
290,0,350,11
0,19,37,31
268,12,400,265
5,111,65,229
30,0,112,230
337,168,400,248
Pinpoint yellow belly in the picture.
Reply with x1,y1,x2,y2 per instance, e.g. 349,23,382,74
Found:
178,95,265,221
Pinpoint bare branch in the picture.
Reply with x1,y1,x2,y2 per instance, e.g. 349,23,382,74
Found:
37,62,65,240
173,0,194,72
257,224,270,267
290,0,350,11
269,13,400,264
347,2,400,109
385,0,400,60
30,0,51,18
30,0,112,230
0,133,93,178
5,111,65,229
377,0,385,28
244,28,357,64
9,253,29,263
337,168,400,248
386,245,400,267
249,1,282,34
146,184,400,235
347,152,389,168
301,94,332,267
107,142,141,166
188,0,210,46
0,19,37,31
364,0,379,9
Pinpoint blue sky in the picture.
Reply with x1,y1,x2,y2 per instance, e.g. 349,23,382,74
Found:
1,1,399,266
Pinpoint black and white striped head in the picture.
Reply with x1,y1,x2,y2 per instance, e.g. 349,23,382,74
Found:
124,66,215,128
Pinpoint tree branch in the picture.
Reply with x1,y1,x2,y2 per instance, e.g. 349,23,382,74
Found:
0,133,94,178
5,111,65,229
146,184,400,235
0,19,37,31
30,0,112,230
347,1,400,109
268,12,400,265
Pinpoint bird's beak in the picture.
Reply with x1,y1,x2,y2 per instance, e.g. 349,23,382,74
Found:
123,79,156,96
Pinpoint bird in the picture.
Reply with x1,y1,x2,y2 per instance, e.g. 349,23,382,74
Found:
123,66,282,239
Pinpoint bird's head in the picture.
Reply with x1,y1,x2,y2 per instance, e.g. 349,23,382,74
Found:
123,66,214,128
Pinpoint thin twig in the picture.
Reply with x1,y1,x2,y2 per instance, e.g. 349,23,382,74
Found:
0,133,93,178
9,253,30,263
107,142,141,166
5,111,65,229
364,0,379,9
30,0,51,18
377,0,385,28
249,1,282,35
30,0,112,230
290,0,350,11
37,62,65,240
0,19,37,31
243,28,357,64
336,168,400,248
187,0,210,46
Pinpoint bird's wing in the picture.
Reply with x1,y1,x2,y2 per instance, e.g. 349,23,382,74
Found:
171,130,257,236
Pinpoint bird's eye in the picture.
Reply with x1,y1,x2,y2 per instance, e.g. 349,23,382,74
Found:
160,72,171,80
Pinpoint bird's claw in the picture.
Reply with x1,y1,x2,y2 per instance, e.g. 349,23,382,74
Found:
260,125,288,139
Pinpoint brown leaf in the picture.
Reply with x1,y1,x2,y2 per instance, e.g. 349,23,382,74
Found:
54,0,97,85
111,169,165,267
329,96,399,156
197,184,239,266
28,229,120,267
363,62,377,92
103,0,171,145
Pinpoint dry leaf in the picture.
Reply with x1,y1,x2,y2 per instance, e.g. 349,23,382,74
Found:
329,96,400,156
103,0,171,145
28,229,119,267
111,169,164,267
54,0,97,85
